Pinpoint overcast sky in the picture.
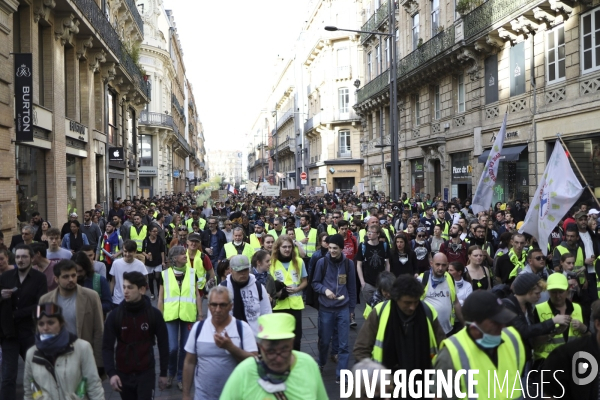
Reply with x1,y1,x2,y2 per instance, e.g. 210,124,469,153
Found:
163,0,311,151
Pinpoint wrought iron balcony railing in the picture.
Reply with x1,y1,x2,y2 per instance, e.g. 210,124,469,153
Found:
172,94,185,119
357,69,389,104
463,0,533,39
360,2,392,43
124,0,143,36
139,111,178,133
397,24,455,78
72,0,149,100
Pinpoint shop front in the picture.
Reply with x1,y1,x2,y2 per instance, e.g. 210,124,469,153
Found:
477,145,528,203
411,158,425,198
554,135,600,195
451,152,472,201
324,161,362,192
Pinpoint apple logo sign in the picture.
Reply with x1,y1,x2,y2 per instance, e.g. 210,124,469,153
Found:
113,149,120,158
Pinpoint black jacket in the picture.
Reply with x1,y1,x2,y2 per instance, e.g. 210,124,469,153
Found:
200,229,227,256
502,294,555,361
544,334,600,399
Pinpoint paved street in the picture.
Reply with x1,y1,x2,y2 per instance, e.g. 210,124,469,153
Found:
12,295,367,399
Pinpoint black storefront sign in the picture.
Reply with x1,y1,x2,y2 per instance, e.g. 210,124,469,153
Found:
108,147,124,161
485,54,498,104
14,53,34,142
510,42,526,97
452,152,472,181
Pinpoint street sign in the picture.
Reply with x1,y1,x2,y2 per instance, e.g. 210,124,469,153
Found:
262,185,281,196
301,179,307,185
300,172,307,180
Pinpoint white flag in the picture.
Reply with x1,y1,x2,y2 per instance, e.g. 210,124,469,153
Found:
519,139,583,255
471,113,507,215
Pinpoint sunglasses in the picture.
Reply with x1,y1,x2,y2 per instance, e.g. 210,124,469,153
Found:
178,227,188,231
417,235,426,238
34,303,62,320
533,256,545,261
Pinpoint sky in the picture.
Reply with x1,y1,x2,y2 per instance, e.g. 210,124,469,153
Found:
163,0,312,151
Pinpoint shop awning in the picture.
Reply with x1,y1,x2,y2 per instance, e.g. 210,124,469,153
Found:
477,145,527,163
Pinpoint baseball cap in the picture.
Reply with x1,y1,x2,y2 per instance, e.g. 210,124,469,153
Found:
187,233,202,242
254,220,265,227
256,313,296,340
462,291,516,324
588,208,600,216
546,273,568,291
230,255,251,272
516,221,524,230
70,213,78,218
574,211,588,220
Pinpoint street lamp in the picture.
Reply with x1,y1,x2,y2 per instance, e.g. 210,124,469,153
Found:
324,0,399,201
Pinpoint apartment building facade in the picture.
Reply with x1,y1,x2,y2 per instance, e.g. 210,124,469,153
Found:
356,0,600,202
7,0,150,232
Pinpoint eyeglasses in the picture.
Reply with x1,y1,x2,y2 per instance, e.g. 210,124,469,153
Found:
261,346,293,360
34,303,62,320
533,256,545,261
209,302,230,309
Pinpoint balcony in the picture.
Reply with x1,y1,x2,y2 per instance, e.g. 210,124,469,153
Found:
304,113,321,132
139,111,178,132
334,109,360,122
253,158,269,168
360,2,392,44
463,0,535,39
276,109,294,130
123,0,144,37
397,24,455,79
357,69,390,104
172,94,185,119
337,150,353,158
72,0,150,101
277,137,296,154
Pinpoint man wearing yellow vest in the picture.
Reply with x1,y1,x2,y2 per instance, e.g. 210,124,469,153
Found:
185,211,205,233
552,225,585,270
185,233,215,307
219,227,255,261
158,245,202,390
431,290,525,399
249,220,266,252
495,233,528,284
295,214,317,262
532,273,587,363
418,253,464,336
130,214,147,253
354,274,445,375
267,217,284,240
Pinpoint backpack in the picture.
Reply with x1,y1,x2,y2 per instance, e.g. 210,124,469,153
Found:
361,241,389,259
219,279,263,301
92,273,101,297
305,256,349,310
192,318,244,353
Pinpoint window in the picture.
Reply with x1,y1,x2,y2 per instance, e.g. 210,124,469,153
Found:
375,45,380,75
339,131,351,156
431,0,440,36
413,14,420,50
367,52,372,81
582,9,600,73
337,47,349,78
107,91,117,145
458,74,465,112
338,88,349,115
434,85,440,120
414,94,421,126
546,26,565,83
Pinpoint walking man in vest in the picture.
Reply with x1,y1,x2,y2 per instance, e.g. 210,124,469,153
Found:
354,275,445,375
311,234,356,383
553,225,585,271
130,214,148,253
431,291,525,398
158,246,202,390
418,253,464,336
220,227,255,261
219,255,271,334
532,273,587,364
103,271,169,398
295,214,318,264
268,217,284,239
248,220,265,252
186,233,214,317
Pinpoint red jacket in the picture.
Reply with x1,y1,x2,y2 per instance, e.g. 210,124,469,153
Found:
342,230,358,260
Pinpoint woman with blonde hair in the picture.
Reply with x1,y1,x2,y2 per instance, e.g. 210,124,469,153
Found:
269,235,308,351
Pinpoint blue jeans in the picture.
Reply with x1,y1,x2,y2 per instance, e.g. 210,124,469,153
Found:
166,319,192,382
318,308,350,379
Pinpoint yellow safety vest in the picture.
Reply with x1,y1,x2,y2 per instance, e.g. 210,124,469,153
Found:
162,267,197,322
436,219,450,240
372,300,438,362
130,225,147,252
419,271,457,326
268,229,283,240
327,225,338,235
249,234,262,252
224,242,255,260
270,258,304,310
185,251,208,290
359,229,390,244
533,300,583,360
555,245,584,268
186,218,206,232
343,211,350,221
440,326,524,400
295,227,317,257
98,234,121,262
508,250,528,279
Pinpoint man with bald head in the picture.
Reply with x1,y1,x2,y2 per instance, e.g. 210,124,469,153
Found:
418,253,464,336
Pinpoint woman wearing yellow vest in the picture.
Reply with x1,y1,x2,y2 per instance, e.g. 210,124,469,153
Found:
158,246,202,390
270,235,308,351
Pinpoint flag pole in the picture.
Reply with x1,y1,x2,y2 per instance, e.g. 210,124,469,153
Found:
556,134,600,209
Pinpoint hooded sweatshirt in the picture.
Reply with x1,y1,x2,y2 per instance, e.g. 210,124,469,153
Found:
311,253,357,313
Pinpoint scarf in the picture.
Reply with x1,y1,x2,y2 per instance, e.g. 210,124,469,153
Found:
382,301,432,374
124,297,146,314
509,249,526,270
279,254,293,263
69,232,84,252
230,278,248,322
456,278,464,289
253,268,269,287
35,327,72,358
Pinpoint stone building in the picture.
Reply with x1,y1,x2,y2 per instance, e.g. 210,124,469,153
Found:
356,0,600,202
6,0,150,231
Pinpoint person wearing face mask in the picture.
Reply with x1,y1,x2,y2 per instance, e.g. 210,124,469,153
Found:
430,290,525,399
220,227,255,262
249,220,266,252
24,303,104,400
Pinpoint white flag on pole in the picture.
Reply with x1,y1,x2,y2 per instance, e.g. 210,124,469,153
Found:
471,113,507,215
519,139,584,255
